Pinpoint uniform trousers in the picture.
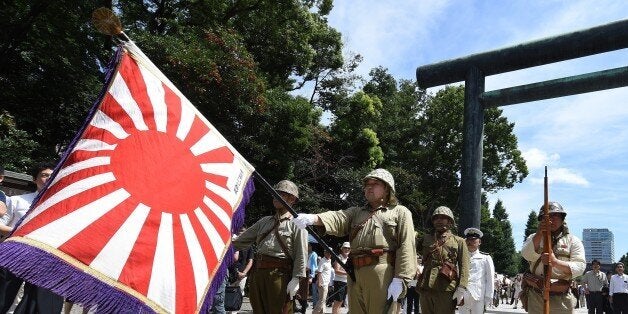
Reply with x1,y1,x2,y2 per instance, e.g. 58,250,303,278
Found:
249,267,292,314
527,289,576,314
349,262,399,313
419,290,455,314
459,297,485,314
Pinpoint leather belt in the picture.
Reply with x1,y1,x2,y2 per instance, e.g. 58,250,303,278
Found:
351,250,395,269
254,254,292,270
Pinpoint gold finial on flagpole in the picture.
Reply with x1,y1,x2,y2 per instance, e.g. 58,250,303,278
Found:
92,7,123,36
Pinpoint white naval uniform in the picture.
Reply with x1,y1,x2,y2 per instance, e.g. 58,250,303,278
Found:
459,250,495,313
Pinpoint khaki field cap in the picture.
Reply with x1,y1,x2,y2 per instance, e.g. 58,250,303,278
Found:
537,201,566,220
363,168,395,194
274,180,299,199
432,206,454,221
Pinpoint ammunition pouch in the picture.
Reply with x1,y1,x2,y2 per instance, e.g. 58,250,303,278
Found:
254,254,292,271
438,261,458,282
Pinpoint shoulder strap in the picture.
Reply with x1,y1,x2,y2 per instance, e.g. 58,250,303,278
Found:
257,218,280,244
349,209,378,241
531,256,543,274
274,223,293,260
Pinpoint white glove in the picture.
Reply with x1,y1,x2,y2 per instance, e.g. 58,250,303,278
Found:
452,286,466,302
291,214,317,230
287,277,300,299
484,296,492,307
387,278,404,301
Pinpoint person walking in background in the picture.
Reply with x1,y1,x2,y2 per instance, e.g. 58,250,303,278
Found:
416,206,469,314
331,242,350,314
314,250,332,314
521,201,586,313
405,255,422,314
582,259,607,313
609,262,628,313
511,274,522,309
232,180,307,314
292,168,417,314
0,162,65,314
579,284,587,310
307,240,320,312
458,227,494,314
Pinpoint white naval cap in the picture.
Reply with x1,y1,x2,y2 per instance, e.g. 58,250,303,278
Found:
464,227,483,239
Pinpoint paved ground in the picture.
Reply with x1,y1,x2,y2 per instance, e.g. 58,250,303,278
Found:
235,297,590,313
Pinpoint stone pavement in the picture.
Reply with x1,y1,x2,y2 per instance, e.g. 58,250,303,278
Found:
235,297,590,313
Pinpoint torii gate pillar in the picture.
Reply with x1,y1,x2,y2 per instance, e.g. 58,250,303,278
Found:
460,67,484,229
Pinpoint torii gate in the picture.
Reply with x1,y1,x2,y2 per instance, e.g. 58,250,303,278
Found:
416,19,628,232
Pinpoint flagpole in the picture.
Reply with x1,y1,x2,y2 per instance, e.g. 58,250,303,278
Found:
252,171,356,281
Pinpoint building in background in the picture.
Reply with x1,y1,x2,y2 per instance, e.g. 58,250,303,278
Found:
583,228,614,264
0,170,34,196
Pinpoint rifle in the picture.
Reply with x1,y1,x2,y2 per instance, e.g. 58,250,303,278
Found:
542,166,551,314
253,171,356,282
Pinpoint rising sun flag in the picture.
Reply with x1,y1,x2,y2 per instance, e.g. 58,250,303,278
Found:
0,36,255,312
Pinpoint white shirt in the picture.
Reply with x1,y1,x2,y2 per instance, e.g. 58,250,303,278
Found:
465,250,495,301
1,192,37,228
317,257,333,286
609,274,628,296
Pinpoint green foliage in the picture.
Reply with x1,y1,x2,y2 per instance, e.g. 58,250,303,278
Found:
619,253,628,265
479,200,518,276
1,1,528,266
519,210,540,273
0,111,37,172
0,0,108,161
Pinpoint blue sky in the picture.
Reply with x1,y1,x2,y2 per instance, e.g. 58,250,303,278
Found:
325,1,628,260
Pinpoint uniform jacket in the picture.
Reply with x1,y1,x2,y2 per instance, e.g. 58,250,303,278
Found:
521,231,586,279
318,204,417,281
466,250,495,301
417,230,470,292
233,211,308,278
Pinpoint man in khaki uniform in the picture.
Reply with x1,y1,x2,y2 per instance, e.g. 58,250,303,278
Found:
292,168,417,314
417,206,469,314
232,180,307,314
521,202,585,313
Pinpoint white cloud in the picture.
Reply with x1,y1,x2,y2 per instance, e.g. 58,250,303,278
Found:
527,167,589,187
522,148,559,170
328,0,452,78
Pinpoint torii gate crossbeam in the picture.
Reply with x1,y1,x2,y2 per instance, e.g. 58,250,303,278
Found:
416,19,628,232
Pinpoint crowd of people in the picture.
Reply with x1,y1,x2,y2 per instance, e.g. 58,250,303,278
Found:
3,163,628,314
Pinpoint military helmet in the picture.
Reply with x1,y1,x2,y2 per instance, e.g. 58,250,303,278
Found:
432,206,454,221
363,168,395,194
274,180,299,199
537,201,566,221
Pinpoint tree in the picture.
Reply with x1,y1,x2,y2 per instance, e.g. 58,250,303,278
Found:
492,200,518,275
0,111,37,172
619,253,628,265
519,210,539,273
0,0,108,161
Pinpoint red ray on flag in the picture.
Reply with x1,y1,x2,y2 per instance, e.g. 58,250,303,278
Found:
0,42,255,313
